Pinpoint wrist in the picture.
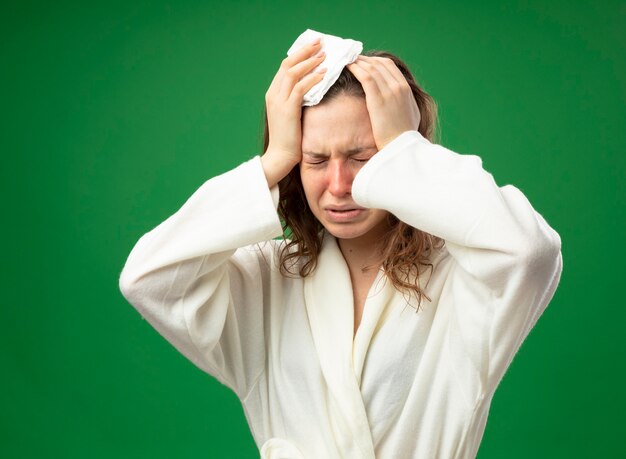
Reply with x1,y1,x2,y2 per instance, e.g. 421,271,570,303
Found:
261,152,298,189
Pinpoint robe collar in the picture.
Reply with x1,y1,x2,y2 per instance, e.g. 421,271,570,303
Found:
303,231,399,458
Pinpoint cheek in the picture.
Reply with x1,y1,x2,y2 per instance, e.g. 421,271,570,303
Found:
373,210,391,226
300,170,323,202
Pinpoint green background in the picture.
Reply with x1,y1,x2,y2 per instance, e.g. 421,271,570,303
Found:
2,0,624,457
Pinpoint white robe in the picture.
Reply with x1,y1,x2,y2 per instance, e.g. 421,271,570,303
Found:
119,130,563,458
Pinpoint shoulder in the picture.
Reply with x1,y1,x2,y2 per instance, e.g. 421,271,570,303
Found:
230,237,305,280
418,242,453,290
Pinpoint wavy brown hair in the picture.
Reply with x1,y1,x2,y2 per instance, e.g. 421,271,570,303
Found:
260,50,445,311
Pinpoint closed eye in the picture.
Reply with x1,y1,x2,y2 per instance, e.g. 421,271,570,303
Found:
302,155,371,166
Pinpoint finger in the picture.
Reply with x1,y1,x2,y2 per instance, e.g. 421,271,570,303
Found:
278,50,326,100
346,59,385,105
357,56,419,114
284,36,322,68
287,66,327,104
268,38,322,95
363,57,417,117
357,55,405,87
269,39,320,93
353,57,398,100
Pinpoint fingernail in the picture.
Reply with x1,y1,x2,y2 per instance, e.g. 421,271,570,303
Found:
315,50,325,58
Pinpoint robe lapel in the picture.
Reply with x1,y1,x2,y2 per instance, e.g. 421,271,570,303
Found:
352,269,397,386
303,232,375,459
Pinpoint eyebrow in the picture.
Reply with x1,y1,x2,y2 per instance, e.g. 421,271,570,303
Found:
302,146,377,158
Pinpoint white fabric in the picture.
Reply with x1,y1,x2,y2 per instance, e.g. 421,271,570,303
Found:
286,28,363,106
119,130,563,458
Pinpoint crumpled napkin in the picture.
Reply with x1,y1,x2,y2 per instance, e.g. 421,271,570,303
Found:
286,28,363,107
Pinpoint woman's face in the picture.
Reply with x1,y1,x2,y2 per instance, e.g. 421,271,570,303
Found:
300,94,390,244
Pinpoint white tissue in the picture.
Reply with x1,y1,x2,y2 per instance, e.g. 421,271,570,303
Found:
286,29,363,107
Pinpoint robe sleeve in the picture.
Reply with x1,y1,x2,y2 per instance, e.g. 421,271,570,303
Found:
118,156,284,398
352,130,563,398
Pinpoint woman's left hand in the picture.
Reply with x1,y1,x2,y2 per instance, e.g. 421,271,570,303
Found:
346,56,421,150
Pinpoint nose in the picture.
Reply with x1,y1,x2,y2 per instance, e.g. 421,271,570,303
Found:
326,160,354,197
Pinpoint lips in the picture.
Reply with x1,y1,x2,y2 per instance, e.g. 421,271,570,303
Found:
324,207,365,221
326,205,365,211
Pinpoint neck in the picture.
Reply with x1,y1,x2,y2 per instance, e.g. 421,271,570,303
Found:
336,232,386,276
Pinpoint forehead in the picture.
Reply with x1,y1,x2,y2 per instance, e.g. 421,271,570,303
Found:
301,95,374,151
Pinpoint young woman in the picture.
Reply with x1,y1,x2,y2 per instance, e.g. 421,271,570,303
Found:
119,37,563,459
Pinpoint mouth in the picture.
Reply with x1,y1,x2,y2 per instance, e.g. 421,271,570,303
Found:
326,204,366,211
325,208,365,221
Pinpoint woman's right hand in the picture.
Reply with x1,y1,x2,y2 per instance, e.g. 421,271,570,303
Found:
261,37,328,188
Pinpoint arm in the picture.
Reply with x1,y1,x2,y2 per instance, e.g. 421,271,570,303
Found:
346,55,563,398
118,156,283,398
352,130,563,395
119,39,330,399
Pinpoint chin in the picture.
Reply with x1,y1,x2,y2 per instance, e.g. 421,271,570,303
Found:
323,223,369,240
